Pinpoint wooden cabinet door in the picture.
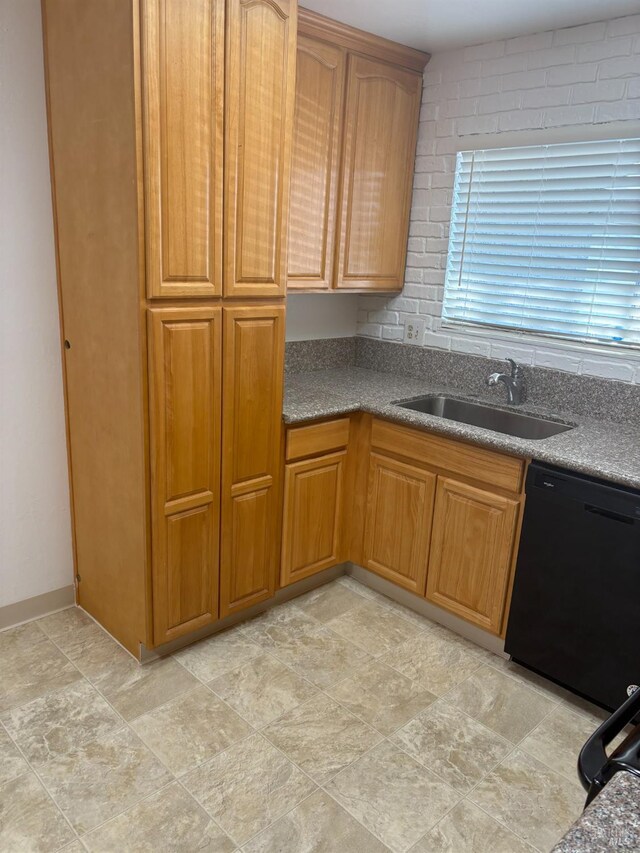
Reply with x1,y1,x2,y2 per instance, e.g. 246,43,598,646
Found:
142,0,224,298
335,55,421,291
426,478,520,635
224,0,297,297
220,305,285,615
281,451,346,586
363,453,435,594
148,307,222,644
287,36,345,290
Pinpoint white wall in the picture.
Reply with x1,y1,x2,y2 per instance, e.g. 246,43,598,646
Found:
286,293,360,341
0,0,74,607
357,15,640,382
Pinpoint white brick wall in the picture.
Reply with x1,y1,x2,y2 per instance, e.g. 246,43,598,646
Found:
356,14,640,384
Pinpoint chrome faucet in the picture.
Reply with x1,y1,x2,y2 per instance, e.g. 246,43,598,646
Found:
486,358,525,405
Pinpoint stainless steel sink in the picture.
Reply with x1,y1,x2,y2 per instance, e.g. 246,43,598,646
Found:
395,395,574,440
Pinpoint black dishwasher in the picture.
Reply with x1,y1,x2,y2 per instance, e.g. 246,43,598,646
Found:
505,462,640,712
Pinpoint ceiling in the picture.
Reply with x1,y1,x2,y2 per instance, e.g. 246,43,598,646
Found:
301,0,640,53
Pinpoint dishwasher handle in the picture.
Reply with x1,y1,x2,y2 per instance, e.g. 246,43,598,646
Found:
578,686,640,793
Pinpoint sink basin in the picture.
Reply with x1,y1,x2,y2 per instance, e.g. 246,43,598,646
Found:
395,395,574,440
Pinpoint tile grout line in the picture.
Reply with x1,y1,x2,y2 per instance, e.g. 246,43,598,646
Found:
316,735,456,853
2,583,591,852
0,622,85,716
26,632,195,847
77,778,178,848
292,588,582,852
0,715,83,850
438,684,580,853
177,578,581,850
231,734,333,851
127,626,331,849
37,606,139,664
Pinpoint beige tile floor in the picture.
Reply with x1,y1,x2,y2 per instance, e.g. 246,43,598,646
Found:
0,576,602,853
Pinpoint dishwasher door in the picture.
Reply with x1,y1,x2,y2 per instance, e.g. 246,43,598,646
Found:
505,463,640,712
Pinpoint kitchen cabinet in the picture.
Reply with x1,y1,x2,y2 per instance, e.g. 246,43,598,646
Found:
307,415,524,635
287,35,345,290
281,418,350,585
287,10,428,292
363,453,436,594
426,478,520,635
225,0,297,297
43,0,292,655
364,419,524,634
281,453,346,584
144,0,296,300
335,57,422,291
220,305,285,616
148,307,222,644
142,0,224,298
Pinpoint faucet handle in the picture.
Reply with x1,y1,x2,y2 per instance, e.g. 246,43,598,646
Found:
506,358,522,378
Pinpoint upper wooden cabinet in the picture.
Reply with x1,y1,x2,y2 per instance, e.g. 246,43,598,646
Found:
225,0,297,298
142,0,224,298
335,57,422,291
287,35,345,290
142,0,297,300
287,10,428,292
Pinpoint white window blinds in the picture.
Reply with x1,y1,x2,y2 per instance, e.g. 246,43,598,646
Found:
443,137,640,347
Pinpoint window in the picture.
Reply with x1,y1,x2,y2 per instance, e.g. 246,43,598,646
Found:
443,137,640,348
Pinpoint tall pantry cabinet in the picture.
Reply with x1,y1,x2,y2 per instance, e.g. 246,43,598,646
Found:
42,0,295,655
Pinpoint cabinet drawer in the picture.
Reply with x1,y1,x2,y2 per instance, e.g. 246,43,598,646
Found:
371,419,524,493
286,418,351,462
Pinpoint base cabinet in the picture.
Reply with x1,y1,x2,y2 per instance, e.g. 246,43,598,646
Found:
426,477,520,635
220,305,285,616
363,453,436,594
281,451,346,585
280,416,524,636
148,307,222,644
280,418,350,586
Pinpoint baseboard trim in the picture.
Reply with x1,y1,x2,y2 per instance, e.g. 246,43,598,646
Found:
0,585,76,631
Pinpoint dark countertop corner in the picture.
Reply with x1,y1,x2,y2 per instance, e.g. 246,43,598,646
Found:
553,772,640,853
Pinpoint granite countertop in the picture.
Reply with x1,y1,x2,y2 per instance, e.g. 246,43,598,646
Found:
284,367,640,489
553,772,640,852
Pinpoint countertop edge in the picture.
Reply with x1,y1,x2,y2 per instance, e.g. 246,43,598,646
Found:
283,392,640,490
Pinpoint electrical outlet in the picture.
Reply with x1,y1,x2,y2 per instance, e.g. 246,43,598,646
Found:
403,317,425,345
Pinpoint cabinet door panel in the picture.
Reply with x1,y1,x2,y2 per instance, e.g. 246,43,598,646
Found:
142,0,223,297
166,505,215,629
336,56,421,291
426,478,520,635
225,0,297,297
227,316,281,484
363,453,435,594
281,451,346,585
226,488,270,607
220,305,285,615
287,36,345,289
148,307,221,643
